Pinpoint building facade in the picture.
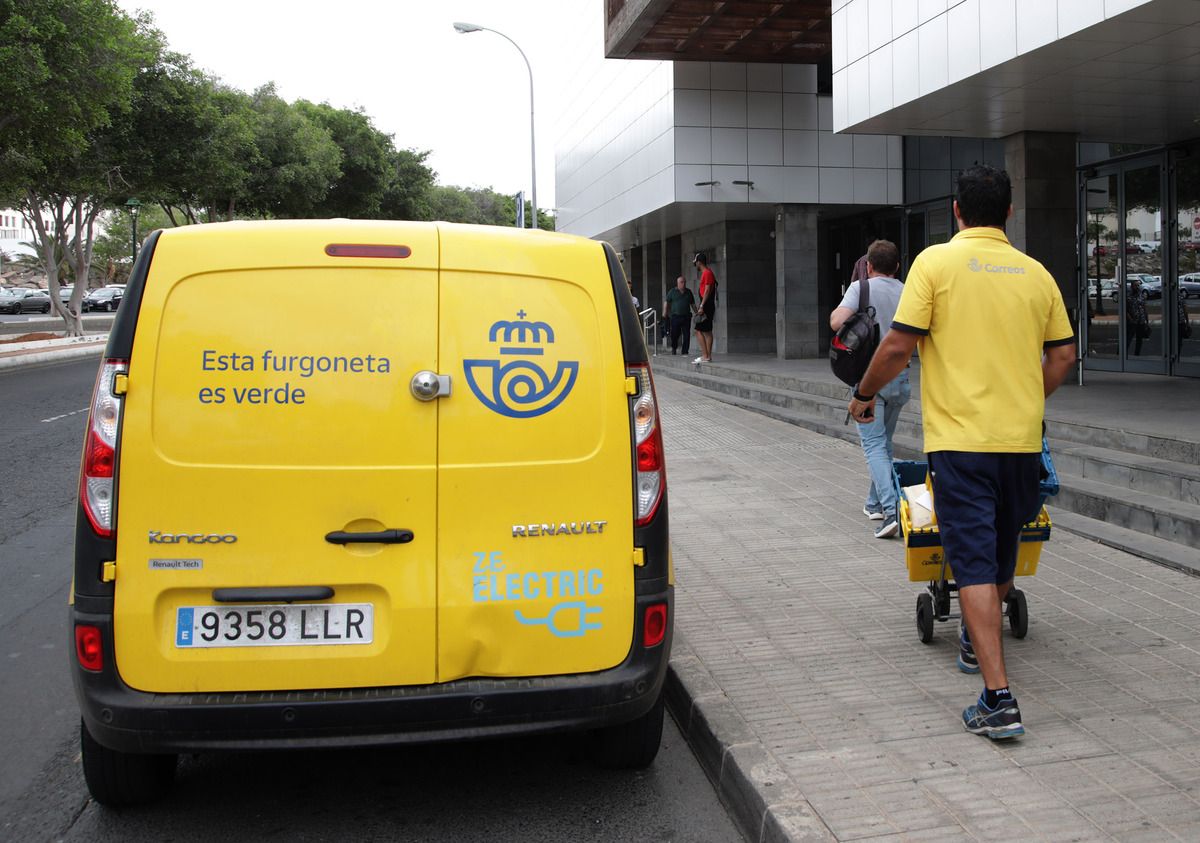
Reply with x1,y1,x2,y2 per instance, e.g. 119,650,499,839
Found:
555,0,1200,377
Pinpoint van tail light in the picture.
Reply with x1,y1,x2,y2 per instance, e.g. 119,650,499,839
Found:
643,603,668,648
81,359,128,537
75,624,104,671
629,364,665,526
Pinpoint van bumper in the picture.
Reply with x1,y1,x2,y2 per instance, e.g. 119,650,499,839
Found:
71,589,672,754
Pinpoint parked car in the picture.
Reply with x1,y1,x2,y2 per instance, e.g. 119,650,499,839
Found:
1128,274,1162,299
82,287,123,312
0,288,52,314
1180,274,1200,298
1134,242,1159,254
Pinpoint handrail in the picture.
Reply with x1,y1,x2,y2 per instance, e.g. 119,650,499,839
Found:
639,307,658,357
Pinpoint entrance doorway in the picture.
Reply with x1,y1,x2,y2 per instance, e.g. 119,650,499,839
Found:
1081,149,1199,376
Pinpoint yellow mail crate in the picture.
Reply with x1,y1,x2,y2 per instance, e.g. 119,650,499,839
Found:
900,500,1051,583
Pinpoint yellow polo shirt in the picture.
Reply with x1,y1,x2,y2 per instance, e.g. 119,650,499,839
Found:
893,227,1074,453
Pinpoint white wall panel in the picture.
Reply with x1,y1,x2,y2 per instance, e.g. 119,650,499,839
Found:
819,132,855,167
853,134,889,167
782,64,818,93
712,165,750,201
783,94,819,130
675,126,711,164
818,96,834,131
674,62,710,89
748,165,787,203
919,0,948,24
847,0,869,64
846,59,870,126
853,168,889,204
747,92,783,128
819,167,855,203
712,128,748,164
747,64,783,91
892,29,922,104
893,0,919,36
784,167,820,202
948,0,981,83
675,165,714,202
711,90,748,127
675,89,710,126
711,63,748,90
918,13,950,95
1016,0,1058,52
783,131,819,166
833,6,848,72
747,129,783,165
980,0,1018,70
869,44,893,116
868,0,893,51
1057,0,1106,36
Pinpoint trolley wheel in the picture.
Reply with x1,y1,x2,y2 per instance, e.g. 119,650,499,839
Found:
1006,589,1028,639
916,593,934,644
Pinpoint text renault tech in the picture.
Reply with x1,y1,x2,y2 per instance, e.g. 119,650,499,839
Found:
70,221,672,806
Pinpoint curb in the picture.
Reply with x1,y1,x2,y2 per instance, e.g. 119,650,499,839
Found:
666,634,834,843
0,340,106,371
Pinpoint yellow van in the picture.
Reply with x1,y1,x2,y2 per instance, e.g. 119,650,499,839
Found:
70,221,672,806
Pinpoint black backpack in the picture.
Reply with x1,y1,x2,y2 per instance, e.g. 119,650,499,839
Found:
830,278,879,387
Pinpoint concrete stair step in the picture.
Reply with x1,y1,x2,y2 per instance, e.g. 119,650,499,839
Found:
1047,508,1200,578
654,360,1200,568
1048,440,1200,506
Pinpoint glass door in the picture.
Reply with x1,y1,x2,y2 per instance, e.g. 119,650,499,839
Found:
1172,150,1200,376
1080,158,1169,374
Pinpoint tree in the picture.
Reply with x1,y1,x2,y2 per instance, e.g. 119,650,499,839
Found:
0,0,153,335
380,148,435,221
296,101,393,219
242,84,340,219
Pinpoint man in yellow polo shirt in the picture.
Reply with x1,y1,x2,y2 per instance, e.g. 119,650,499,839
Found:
849,165,1076,740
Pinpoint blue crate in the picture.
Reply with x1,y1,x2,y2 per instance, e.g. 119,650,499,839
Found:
1038,436,1059,505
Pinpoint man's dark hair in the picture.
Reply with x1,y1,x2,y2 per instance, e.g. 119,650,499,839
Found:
956,165,1012,228
866,239,900,276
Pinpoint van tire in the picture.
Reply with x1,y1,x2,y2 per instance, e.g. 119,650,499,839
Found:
80,720,177,807
591,692,665,769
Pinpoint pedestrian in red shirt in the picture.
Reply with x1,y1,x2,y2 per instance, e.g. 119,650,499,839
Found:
692,252,717,363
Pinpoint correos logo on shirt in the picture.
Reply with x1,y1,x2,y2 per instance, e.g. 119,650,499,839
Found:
967,257,1026,275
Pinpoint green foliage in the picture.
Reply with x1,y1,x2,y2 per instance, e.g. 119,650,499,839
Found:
381,148,436,221
296,101,392,218
424,185,554,230
243,84,341,219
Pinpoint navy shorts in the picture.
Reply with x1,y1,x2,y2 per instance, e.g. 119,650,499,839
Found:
928,451,1041,587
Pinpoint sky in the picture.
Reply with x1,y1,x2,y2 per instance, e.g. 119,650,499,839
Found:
116,0,590,210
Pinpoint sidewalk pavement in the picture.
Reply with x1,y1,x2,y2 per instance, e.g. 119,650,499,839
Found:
0,334,107,370
657,376,1200,842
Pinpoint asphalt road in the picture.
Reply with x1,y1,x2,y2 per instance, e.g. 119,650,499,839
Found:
0,357,742,843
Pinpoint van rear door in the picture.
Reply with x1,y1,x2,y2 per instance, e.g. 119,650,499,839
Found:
112,222,440,693
435,226,635,681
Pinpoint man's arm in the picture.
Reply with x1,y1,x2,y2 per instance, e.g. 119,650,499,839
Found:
830,306,854,331
1042,343,1076,397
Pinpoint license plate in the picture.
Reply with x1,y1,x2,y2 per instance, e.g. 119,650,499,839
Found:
175,603,373,648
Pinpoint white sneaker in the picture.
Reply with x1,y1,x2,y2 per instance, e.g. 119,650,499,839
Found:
692,356,704,364
862,506,884,521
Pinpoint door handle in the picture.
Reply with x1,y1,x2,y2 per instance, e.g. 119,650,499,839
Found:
213,586,334,603
324,529,414,545
411,371,451,401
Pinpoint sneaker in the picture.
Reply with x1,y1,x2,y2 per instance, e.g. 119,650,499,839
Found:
862,506,884,521
692,356,704,364
957,622,980,674
874,513,899,539
962,698,1024,740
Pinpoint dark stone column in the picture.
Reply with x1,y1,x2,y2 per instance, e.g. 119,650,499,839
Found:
775,205,821,358
725,220,776,353
1004,132,1076,301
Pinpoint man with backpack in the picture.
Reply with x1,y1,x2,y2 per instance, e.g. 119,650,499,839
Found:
830,239,908,539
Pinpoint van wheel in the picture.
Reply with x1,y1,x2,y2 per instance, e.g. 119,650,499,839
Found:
80,720,177,807
591,692,665,769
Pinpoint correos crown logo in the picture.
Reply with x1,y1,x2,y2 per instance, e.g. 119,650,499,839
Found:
968,258,983,272
463,310,579,418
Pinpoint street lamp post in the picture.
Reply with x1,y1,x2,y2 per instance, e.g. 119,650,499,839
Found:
125,198,141,264
453,21,537,230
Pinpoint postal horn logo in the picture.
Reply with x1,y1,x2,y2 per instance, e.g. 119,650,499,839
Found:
463,310,579,418
967,258,982,272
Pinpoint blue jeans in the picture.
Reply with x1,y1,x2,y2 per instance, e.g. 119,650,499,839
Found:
857,372,911,516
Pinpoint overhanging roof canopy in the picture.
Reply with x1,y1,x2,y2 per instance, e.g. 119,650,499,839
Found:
606,0,831,62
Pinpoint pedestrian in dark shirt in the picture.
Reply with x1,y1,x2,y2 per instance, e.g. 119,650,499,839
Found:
663,276,696,355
